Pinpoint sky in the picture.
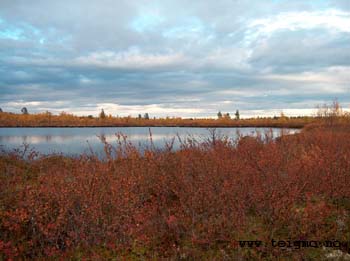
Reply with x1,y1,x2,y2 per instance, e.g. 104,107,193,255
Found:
0,0,349,118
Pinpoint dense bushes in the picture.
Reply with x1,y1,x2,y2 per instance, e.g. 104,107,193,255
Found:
1,124,350,259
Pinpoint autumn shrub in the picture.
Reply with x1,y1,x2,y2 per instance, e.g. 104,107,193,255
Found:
1,124,350,259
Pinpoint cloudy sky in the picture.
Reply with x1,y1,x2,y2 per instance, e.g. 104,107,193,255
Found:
0,0,349,118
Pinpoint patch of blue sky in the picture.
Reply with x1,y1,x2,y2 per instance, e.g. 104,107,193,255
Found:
21,23,48,45
309,0,331,9
0,28,24,40
162,17,206,39
22,23,41,36
272,0,331,9
272,0,329,4
0,17,46,43
130,13,164,32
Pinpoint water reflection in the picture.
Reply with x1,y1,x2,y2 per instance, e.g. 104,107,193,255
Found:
0,127,299,156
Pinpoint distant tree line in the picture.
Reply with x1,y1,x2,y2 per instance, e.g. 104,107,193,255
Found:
6,106,244,121
217,110,240,120
0,107,30,114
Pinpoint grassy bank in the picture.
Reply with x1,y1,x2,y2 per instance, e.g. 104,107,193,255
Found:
1,119,350,259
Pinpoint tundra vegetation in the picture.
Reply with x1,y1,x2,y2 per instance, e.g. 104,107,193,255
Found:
1,103,350,259
0,110,314,128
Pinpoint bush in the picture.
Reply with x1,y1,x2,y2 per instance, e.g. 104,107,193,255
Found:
1,125,350,259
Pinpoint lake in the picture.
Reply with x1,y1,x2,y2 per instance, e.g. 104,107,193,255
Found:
0,127,299,157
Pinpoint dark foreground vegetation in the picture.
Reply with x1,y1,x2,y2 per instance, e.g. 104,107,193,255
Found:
0,111,314,128
1,116,350,259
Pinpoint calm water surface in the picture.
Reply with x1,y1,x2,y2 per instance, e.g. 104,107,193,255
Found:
0,127,299,156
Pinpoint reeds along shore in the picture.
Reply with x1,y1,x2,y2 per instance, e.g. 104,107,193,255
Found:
1,118,350,259
0,111,315,128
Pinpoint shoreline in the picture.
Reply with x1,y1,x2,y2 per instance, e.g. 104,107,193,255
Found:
0,125,304,128
0,112,314,129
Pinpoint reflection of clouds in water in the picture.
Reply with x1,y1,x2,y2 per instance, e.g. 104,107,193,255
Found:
0,132,183,145
101,133,177,142
0,135,92,144
0,127,300,155
0,129,299,145
0,133,177,149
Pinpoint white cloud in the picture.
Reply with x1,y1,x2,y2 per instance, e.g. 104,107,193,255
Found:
94,103,203,117
74,49,187,69
5,100,68,107
79,75,94,84
247,9,350,41
264,66,350,93
242,108,318,118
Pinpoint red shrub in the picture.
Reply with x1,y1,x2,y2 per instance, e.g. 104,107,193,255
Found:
1,124,350,259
